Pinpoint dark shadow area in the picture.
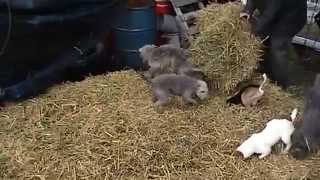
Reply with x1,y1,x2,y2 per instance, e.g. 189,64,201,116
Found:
256,42,320,98
287,44,320,96
0,37,117,104
0,1,121,104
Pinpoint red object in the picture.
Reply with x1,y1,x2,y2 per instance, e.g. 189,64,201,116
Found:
155,0,173,16
154,0,174,45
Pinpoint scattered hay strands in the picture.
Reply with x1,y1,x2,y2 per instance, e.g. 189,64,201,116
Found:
0,70,318,179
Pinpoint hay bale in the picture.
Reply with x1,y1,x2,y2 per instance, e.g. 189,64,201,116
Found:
0,70,319,179
190,3,263,95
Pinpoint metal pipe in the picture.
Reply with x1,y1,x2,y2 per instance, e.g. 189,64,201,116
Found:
292,35,320,51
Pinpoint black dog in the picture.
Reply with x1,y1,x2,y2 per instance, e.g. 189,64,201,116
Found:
290,74,320,160
241,0,307,89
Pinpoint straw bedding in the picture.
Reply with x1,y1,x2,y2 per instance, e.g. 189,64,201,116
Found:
0,70,319,179
190,3,263,95
0,2,319,180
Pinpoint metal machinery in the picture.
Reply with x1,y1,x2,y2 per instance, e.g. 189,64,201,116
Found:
292,0,320,51
155,0,207,48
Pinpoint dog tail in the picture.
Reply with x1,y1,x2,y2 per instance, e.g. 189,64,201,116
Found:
290,108,298,121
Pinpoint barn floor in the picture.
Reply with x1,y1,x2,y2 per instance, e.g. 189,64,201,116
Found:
1,70,319,179
0,45,319,179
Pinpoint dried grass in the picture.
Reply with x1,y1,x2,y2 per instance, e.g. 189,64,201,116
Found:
0,3,319,180
190,3,263,95
0,70,319,179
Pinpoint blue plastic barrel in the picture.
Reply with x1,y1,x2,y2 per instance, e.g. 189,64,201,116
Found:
111,1,157,69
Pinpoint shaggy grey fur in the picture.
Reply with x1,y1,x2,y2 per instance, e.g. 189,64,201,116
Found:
139,44,204,81
151,74,208,106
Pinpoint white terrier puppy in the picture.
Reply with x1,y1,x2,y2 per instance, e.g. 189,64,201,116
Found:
236,108,298,159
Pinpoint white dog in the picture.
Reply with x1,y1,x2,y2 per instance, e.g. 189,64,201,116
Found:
236,108,298,159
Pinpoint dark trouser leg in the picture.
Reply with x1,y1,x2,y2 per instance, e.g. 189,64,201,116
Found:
267,35,292,89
